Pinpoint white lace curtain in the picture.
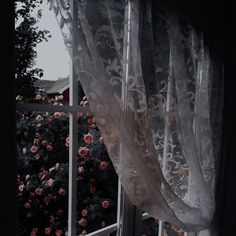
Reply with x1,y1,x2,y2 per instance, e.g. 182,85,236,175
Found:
49,0,224,231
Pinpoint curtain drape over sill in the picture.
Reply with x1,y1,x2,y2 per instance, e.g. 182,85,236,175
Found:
49,0,224,231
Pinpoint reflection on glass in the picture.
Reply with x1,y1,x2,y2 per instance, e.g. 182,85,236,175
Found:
16,111,69,236
76,109,118,235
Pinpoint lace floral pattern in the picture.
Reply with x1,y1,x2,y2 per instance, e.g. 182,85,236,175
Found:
49,0,224,231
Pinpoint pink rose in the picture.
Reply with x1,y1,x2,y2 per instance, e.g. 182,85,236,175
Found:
35,188,43,195
101,221,106,228
18,184,24,192
48,116,54,121
99,137,104,144
78,147,90,157
82,101,89,107
53,112,62,119
65,137,70,147
44,227,52,235
24,202,31,209
34,139,40,145
44,196,50,205
22,148,27,154
30,228,38,236
58,187,66,196
42,140,48,146
78,166,84,174
35,94,42,100
81,209,88,217
55,163,60,170
100,161,108,170
101,200,110,208
78,218,87,227
46,145,53,151
25,174,30,182
35,115,44,122
30,146,38,154
35,132,41,138
47,178,54,187
23,131,28,137
55,230,63,236
89,186,96,193
83,133,94,144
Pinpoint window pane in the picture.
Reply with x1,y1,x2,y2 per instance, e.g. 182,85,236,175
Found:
141,216,185,236
16,111,69,236
15,1,70,105
76,111,118,235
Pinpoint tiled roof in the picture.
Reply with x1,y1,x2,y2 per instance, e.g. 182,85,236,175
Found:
35,77,69,94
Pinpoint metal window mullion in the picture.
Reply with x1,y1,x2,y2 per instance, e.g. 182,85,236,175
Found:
16,103,90,113
68,1,78,235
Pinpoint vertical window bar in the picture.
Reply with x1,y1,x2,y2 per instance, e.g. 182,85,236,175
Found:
118,0,142,235
68,0,78,235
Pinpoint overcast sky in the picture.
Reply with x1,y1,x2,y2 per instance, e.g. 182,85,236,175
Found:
34,1,70,81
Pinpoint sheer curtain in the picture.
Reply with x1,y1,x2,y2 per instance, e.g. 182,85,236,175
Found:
49,0,224,232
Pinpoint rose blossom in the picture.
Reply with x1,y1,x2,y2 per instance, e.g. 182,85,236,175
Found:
81,209,88,217
25,174,30,181
18,184,24,192
30,228,38,236
34,139,40,145
35,114,44,122
35,132,41,138
82,101,89,107
65,137,70,147
101,200,110,208
30,146,38,154
22,147,27,154
55,230,63,236
35,188,43,195
46,145,53,151
78,166,84,174
44,196,50,205
100,161,108,170
42,140,48,146
44,227,52,235
89,186,96,193
24,202,31,209
53,112,62,119
58,187,66,195
48,115,54,121
78,147,90,157
35,94,42,100
83,133,94,144
47,178,54,187
55,163,60,170
99,137,104,144
78,218,88,227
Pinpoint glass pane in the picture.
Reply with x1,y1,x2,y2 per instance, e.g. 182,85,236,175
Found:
16,111,69,236
141,216,185,236
76,111,118,235
15,1,70,105
141,217,159,236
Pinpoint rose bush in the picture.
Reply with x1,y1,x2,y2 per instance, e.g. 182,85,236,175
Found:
16,93,118,235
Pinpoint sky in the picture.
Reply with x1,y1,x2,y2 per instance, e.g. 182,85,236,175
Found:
34,1,70,81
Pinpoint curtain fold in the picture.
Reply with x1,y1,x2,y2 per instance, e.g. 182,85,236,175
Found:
49,0,224,231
